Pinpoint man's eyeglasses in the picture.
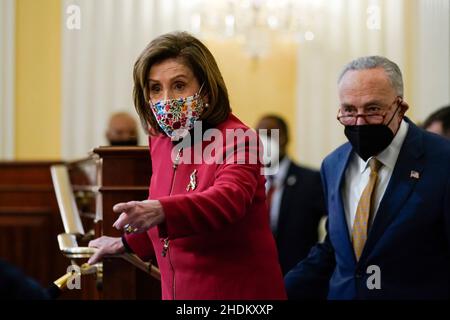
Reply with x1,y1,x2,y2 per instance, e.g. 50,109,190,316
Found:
337,97,402,126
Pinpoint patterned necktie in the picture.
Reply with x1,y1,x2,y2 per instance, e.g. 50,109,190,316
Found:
352,158,383,261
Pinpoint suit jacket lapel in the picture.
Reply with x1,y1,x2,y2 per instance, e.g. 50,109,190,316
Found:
360,121,425,261
331,144,355,262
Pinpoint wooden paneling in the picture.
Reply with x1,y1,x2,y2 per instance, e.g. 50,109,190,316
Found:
0,208,52,284
0,162,69,292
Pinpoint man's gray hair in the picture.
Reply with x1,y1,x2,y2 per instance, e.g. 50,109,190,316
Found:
338,56,404,97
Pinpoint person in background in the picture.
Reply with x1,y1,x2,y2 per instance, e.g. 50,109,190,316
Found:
106,112,139,146
285,56,450,299
256,114,326,275
87,32,286,300
422,105,450,139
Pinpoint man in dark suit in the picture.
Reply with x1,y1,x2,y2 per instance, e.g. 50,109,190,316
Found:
256,115,326,275
285,56,450,299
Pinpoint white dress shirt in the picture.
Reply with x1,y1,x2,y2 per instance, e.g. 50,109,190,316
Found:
341,120,409,235
266,156,291,233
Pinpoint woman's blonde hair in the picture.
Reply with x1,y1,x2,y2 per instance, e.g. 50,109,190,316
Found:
133,31,231,134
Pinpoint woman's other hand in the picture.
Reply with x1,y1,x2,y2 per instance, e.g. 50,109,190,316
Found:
112,200,165,234
87,236,125,265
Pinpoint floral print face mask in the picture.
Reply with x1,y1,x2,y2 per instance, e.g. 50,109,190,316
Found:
149,84,206,140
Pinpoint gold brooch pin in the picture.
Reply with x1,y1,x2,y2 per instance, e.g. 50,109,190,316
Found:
186,169,198,191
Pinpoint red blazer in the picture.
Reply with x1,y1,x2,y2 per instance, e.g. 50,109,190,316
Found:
125,114,287,300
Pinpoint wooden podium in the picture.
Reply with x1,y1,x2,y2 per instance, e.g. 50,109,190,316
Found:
90,146,161,299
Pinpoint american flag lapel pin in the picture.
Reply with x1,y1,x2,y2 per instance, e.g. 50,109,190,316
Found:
410,170,420,179
186,169,198,191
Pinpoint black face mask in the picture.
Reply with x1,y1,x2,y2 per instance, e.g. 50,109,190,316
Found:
344,125,394,161
344,104,401,161
110,138,138,146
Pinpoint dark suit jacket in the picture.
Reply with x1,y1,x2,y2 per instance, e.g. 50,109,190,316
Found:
285,119,450,299
275,161,326,275
0,259,50,299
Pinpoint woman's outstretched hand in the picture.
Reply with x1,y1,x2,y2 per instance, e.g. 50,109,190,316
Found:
112,200,165,234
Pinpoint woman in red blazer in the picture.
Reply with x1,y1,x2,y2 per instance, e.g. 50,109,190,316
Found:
88,31,286,300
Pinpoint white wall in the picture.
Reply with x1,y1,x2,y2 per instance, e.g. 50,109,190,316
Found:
0,0,15,160
61,0,202,159
413,0,450,121
295,0,450,168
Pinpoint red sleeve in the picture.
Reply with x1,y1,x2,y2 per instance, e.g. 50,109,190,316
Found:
123,232,155,262
157,131,262,239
